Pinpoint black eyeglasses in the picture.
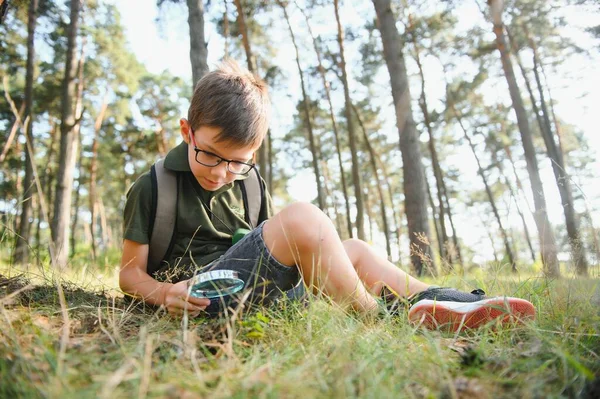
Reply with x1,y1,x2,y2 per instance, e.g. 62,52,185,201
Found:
189,130,255,175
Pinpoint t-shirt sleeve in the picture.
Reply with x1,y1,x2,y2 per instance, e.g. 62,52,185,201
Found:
123,171,153,244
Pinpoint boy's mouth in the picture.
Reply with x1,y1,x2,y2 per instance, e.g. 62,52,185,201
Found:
203,177,223,188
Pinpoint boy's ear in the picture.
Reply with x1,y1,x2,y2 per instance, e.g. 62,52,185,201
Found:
180,118,191,143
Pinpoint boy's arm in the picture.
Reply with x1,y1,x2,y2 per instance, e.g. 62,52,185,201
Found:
119,239,210,314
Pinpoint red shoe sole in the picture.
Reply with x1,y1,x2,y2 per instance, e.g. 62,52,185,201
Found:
408,297,536,332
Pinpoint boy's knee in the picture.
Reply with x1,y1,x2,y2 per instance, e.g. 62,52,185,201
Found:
343,238,369,259
278,202,331,247
281,202,324,224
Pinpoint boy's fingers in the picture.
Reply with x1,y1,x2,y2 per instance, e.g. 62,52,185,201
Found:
167,298,202,313
186,296,211,307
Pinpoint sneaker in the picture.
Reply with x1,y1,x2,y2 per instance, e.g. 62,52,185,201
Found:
407,287,536,331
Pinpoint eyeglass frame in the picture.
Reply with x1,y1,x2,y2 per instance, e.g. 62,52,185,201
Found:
188,128,256,175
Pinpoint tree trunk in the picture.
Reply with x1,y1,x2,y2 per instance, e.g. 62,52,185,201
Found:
13,0,39,265
453,107,516,272
528,44,588,275
491,138,536,263
297,3,353,238
425,170,444,266
373,0,432,275
441,183,463,266
44,120,58,225
352,104,392,258
334,0,365,240
98,197,110,247
321,160,344,234
51,0,82,268
409,16,453,267
364,184,374,243
488,0,559,277
89,99,107,260
186,0,208,88
0,102,24,163
482,214,500,264
223,0,230,58
278,1,325,210
70,150,82,258
69,39,85,259
378,159,402,263
233,0,268,182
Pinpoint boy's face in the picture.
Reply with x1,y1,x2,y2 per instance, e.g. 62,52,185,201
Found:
180,119,258,192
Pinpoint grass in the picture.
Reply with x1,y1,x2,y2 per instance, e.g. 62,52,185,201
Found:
0,258,599,398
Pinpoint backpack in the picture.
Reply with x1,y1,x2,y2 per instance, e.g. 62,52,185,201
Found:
145,159,306,302
146,159,264,276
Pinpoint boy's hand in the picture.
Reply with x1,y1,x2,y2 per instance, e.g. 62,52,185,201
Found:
163,280,210,317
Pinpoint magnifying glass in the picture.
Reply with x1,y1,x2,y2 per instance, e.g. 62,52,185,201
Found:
188,269,245,299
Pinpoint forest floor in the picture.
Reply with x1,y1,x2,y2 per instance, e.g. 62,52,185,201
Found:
0,263,599,398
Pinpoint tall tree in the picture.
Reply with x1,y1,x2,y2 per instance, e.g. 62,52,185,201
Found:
296,1,353,238
488,0,559,277
407,12,454,268
278,0,325,210
334,0,366,240
233,0,269,183
451,100,516,271
13,0,39,265
186,0,208,87
157,0,208,87
508,25,588,273
527,32,588,275
372,0,432,275
88,98,107,260
352,104,392,258
69,39,85,259
51,0,82,267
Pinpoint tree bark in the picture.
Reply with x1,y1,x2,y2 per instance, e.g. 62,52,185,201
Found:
373,0,432,275
278,1,325,210
488,0,559,277
186,0,208,88
297,1,353,238
334,0,366,241
13,0,39,265
51,0,82,268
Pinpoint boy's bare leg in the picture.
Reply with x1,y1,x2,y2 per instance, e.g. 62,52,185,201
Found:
342,239,429,297
262,202,379,313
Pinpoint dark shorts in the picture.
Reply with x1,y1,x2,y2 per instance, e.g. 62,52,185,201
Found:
198,221,303,315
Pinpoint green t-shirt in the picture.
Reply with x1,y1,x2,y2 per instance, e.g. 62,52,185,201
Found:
123,141,273,282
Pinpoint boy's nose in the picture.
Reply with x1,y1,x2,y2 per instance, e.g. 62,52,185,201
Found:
210,162,229,179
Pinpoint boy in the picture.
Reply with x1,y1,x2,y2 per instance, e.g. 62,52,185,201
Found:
120,60,535,331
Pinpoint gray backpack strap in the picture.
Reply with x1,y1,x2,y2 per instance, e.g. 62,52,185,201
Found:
148,159,177,275
240,168,263,229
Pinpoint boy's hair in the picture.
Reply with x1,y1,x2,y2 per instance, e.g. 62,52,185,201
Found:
188,59,271,148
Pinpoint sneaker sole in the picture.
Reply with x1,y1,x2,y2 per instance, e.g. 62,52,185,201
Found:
408,297,536,332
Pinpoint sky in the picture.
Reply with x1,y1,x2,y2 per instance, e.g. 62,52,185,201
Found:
113,0,599,263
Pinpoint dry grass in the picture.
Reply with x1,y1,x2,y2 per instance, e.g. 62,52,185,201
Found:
0,258,599,398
